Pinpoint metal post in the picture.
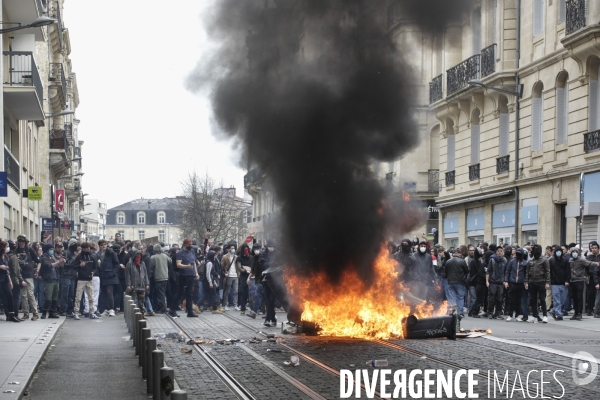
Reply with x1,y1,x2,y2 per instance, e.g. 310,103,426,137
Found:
170,390,188,400
141,327,151,375
128,300,135,331
160,367,175,400
146,338,157,393
136,317,146,358
152,350,165,400
133,311,141,349
580,172,586,314
124,294,131,322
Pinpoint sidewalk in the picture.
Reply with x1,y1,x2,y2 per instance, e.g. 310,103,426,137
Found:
23,314,148,400
0,317,65,399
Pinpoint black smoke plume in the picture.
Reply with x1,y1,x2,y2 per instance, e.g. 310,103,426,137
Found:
188,0,471,282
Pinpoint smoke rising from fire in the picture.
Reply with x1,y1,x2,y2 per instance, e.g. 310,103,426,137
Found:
188,0,472,281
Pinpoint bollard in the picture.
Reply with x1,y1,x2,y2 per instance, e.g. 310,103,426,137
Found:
124,295,131,322
152,350,165,400
136,317,146,358
128,301,136,333
140,325,150,370
160,367,175,400
133,311,141,350
170,390,188,400
146,338,157,393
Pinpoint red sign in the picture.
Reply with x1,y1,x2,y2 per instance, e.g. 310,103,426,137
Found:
55,189,65,212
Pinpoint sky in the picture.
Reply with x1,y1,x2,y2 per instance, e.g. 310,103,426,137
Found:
65,0,245,209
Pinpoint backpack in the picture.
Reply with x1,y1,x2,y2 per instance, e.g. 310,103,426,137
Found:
197,260,206,282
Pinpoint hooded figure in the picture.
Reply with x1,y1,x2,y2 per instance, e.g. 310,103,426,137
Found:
395,238,416,283
410,241,436,300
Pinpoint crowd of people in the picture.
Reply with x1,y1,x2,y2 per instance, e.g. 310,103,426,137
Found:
0,232,283,327
392,236,600,322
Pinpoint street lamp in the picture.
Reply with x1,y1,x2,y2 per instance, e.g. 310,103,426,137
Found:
47,110,75,119
59,172,84,179
468,80,523,98
0,17,56,34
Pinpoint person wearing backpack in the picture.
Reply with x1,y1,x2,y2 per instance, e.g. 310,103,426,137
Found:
150,244,172,314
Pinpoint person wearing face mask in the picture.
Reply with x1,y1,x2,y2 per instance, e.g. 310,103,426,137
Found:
486,246,508,319
72,242,98,320
411,241,436,301
220,243,239,311
548,245,570,320
247,243,263,318
39,244,64,319
467,246,483,317
524,244,551,323
569,247,599,320
504,248,527,321
395,239,416,283
170,238,199,318
237,244,253,315
259,239,280,327
585,241,600,317
0,240,19,322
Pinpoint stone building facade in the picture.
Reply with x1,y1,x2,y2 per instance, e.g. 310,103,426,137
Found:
430,0,600,247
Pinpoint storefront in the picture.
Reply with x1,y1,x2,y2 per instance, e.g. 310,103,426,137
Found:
521,198,538,245
443,211,459,248
466,207,485,246
492,202,515,245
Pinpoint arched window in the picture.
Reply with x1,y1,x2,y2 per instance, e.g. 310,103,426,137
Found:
157,212,166,224
471,109,481,165
556,72,569,145
117,212,125,225
531,82,544,151
137,212,146,225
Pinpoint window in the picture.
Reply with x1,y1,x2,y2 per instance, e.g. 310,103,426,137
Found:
446,133,455,172
159,230,165,243
531,83,544,152
118,230,125,240
556,72,569,145
590,64,600,131
137,212,146,225
139,230,145,240
117,212,125,225
472,8,481,55
558,0,566,24
533,0,544,37
471,109,481,165
157,212,166,224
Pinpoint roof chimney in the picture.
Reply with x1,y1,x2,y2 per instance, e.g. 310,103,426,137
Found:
148,200,152,209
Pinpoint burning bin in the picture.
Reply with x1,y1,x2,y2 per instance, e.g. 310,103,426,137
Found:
401,313,459,340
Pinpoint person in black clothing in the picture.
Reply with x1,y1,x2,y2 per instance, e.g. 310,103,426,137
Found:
72,243,99,320
259,239,280,327
60,241,79,316
549,245,571,320
504,247,527,321
472,251,493,318
16,235,40,321
237,243,253,315
40,244,63,319
247,243,264,318
467,246,482,317
0,240,19,322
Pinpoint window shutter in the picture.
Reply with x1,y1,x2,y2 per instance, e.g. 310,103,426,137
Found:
447,134,455,172
556,87,568,144
589,80,598,131
533,0,544,37
532,98,542,151
499,113,509,156
471,124,480,164
558,0,566,24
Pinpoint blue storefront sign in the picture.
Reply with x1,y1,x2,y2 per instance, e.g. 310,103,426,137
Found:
41,217,54,244
444,217,459,233
467,213,484,231
0,171,7,197
521,205,538,225
492,208,516,228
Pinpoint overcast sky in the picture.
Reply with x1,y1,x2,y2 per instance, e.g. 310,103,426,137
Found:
65,0,245,209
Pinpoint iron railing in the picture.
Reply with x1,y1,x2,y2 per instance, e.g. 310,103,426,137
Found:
4,146,20,190
428,169,440,192
469,164,480,181
244,168,262,187
64,122,73,139
49,62,67,106
48,1,64,46
445,170,455,186
49,129,67,150
447,55,480,96
429,74,443,104
566,0,586,35
3,52,43,105
481,44,496,78
584,130,600,153
74,146,81,157
497,155,510,174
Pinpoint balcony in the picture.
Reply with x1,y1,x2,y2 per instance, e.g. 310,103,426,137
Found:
428,169,440,192
566,0,586,36
244,168,262,188
496,155,510,174
3,52,44,120
469,164,480,181
481,44,496,78
4,146,20,190
445,170,455,187
50,129,68,150
446,55,480,96
3,0,46,40
584,130,600,153
49,62,67,110
429,74,443,104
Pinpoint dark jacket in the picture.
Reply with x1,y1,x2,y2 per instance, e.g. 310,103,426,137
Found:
73,251,98,281
97,247,120,286
505,258,527,284
549,253,571,285
411,251,436,285
7,252,24,286
395,250,417,282
251,248,265,285
125,249,150,290
236,244,253,275
62,247,78,279
468,254,482,286
117,249,129,281
525,256,550,284
16,246,39,279
570,257,596,283
586,253,600,285
40,253,59,282
445,256,468,284
487,254,507,284
205,251,220,286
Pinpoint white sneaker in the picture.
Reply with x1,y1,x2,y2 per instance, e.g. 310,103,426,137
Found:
463,307,469,314
108,309,115,317
234,306,241,311
224,306,230,311
506,316,512,322
104,310,110,316
542,316,548,323
527,316,536,323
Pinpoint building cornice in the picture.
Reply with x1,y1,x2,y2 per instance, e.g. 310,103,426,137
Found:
518,49,569,79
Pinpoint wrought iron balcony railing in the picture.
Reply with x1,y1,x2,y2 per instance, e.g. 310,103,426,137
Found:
566,0,586,36
3,52,43,104
481,44,496,78
49,129,67,150
244,168,262,187
428,169,440,192
429,74,443,104
469,164,480,181
584,130,600,153
496,155,510,174
445,170,455,186
74,146,81,157
446,55,480,96
49,62,67,106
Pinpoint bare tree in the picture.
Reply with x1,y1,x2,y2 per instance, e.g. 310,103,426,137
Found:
178,172,248,245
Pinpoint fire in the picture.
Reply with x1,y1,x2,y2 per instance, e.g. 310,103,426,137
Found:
285,247,446,339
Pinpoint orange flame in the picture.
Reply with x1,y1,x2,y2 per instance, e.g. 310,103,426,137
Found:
285,247,446,339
